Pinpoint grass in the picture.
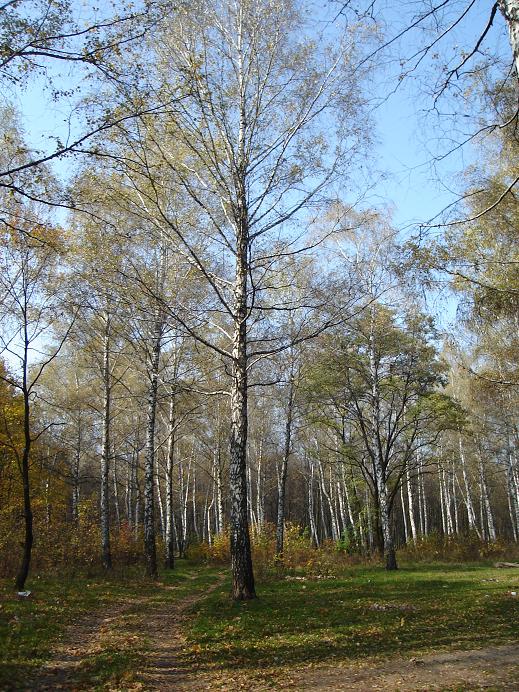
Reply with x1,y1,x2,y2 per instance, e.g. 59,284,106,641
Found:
1,560,518,690
0,561,221,691
186,562,519,686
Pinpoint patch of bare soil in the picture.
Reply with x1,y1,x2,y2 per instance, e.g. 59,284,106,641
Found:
284,644,519,691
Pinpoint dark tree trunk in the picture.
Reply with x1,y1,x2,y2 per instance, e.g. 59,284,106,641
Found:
15,385,33,591
229,212,255,600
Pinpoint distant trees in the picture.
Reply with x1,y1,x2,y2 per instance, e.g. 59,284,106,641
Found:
305,304,459,568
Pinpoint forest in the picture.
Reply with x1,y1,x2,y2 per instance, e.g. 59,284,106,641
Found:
0,1,518,690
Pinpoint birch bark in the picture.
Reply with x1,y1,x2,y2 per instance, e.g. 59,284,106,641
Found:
100,313,112,570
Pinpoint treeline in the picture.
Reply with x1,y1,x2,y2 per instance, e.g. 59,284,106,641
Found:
0,0,517,597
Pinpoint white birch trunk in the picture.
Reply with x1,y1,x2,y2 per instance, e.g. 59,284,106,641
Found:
406,463,417,542
479,457,496,541
143,312,162,578
165,392,176,568
459,434,478,532
369,306,396,569
100,313,112,570
307,456,319,546
401,483,409,544
499,0,519,78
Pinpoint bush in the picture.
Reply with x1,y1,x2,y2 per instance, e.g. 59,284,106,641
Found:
399,532,519,563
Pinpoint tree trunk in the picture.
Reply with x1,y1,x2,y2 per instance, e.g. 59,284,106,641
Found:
100,315,112,570
15,380,33,591
307,455,319,546
406,462,417,542
451,462,459,534
459,434,478,534
256,440,264,531
276,374,294,557
400,483,409,544
499,0,519,77
156,465,165,540
506,444,519,541
215,448,224,534
479,456,496,541
369,306,397,570
113,455,121,530
229,235,255,598
143,314,162,579
192,465,199,540
318,459,339,541
165,392,176,569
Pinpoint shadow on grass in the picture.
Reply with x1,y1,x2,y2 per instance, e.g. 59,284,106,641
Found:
186,565,519,672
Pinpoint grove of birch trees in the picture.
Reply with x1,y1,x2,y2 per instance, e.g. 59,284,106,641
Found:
0,0,518,599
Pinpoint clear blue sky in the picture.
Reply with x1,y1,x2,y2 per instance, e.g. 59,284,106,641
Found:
14,1,512,228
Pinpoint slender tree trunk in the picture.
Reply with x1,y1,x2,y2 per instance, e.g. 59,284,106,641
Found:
247,464,255,531
100,314,112,570
451,463,459,534
318,467,328,540
113,455,121,530
72,445,81,524
318,459,339,541
400,483,409,544
307,456,319,546
165,392,176,569
276,374,294,557
341,464,356,537
406,463,417,542
143,314,162,579
192,465,199,540
256,440,264,531
366,487,374,550
215,448,224,534
126,450,134,528
156,465,165,541
479,456,496,541
369,307,396,569
15,354,33,591
459,434,478,534
506,444,519,540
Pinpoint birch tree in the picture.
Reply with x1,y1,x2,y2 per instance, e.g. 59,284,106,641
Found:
104,0,371,599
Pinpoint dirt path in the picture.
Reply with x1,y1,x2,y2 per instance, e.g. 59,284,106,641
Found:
136,574,226,691
186,644,519,692
30,599,134,691
28,573,225,692
286,644,519,691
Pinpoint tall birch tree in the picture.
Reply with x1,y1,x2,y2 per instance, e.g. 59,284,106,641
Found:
106,0,371,598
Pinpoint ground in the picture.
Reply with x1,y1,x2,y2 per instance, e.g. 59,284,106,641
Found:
1,562,518,690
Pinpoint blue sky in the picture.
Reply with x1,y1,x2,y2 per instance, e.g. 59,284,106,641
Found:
13,1,512,229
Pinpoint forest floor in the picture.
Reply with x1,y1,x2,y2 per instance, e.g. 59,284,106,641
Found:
1,561,518,690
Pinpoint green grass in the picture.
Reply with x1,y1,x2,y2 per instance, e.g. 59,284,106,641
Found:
187,562,519,681
0,562,221,691
2,561,518,690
